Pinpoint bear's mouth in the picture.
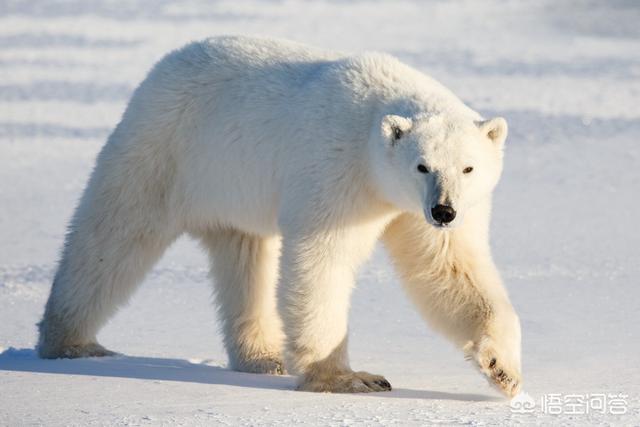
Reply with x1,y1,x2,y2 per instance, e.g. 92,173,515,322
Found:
424,211,459,230
432,222,452,229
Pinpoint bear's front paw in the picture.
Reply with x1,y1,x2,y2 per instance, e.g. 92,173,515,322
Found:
465,337,521,398
298,370,392,393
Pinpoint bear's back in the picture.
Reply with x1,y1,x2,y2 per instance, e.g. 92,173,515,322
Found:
203,35,342,67
192,35,346,88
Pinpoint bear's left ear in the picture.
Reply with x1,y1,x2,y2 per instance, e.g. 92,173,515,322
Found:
381,115,413,145
477,117,508,147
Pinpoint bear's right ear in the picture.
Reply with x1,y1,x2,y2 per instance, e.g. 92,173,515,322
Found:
381,115,412,145
477,117,508,148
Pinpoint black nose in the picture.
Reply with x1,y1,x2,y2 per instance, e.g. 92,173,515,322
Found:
431,205,456,224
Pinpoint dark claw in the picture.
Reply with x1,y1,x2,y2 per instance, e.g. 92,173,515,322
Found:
489,358,497,368
374,379,392,390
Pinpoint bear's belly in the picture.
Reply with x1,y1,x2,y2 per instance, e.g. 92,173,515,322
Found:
178,149,283,237
193,190,281,236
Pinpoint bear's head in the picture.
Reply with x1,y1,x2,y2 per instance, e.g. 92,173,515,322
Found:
370,113,507,228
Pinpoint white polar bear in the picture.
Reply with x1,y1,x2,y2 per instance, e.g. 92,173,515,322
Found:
37,36,522,397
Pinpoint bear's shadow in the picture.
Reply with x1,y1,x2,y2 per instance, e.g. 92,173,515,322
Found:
0,347,500,402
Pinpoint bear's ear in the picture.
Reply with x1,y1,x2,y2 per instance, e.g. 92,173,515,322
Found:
477,117,508,147
381,115,412,145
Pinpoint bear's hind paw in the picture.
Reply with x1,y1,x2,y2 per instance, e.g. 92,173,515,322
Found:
233,353,286,375
39,342,117,359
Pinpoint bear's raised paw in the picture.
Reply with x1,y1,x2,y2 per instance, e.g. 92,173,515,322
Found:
465,337,522,398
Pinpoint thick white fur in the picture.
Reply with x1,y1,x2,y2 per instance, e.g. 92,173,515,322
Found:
38,36,521,396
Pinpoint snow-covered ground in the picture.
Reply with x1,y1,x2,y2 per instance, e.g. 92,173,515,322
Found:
1,1,639,425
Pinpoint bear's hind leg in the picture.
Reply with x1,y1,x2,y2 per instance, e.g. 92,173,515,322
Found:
38,135,180,359
201,229,285,375
38,221,177,359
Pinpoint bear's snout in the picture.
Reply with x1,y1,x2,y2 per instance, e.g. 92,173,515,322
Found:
431,205,456,224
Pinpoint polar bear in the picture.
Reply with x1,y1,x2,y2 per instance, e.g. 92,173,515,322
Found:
37,36,522,397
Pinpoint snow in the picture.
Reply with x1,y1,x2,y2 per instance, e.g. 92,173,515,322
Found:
1,0,639,425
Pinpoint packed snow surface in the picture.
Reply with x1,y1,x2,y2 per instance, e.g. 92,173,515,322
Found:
1,1,639,425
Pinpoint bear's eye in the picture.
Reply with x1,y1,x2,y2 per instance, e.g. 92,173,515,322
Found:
463,166,474,174
392,126,403,141
417,164,429,174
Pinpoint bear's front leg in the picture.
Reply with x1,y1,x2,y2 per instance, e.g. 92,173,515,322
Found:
383,212,522,398
278,230,392,393
463,314,522,398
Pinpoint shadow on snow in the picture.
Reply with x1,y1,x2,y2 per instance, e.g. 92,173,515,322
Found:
0,347,500,402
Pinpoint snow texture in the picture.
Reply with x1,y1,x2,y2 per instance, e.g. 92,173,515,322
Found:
1,0,639,425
